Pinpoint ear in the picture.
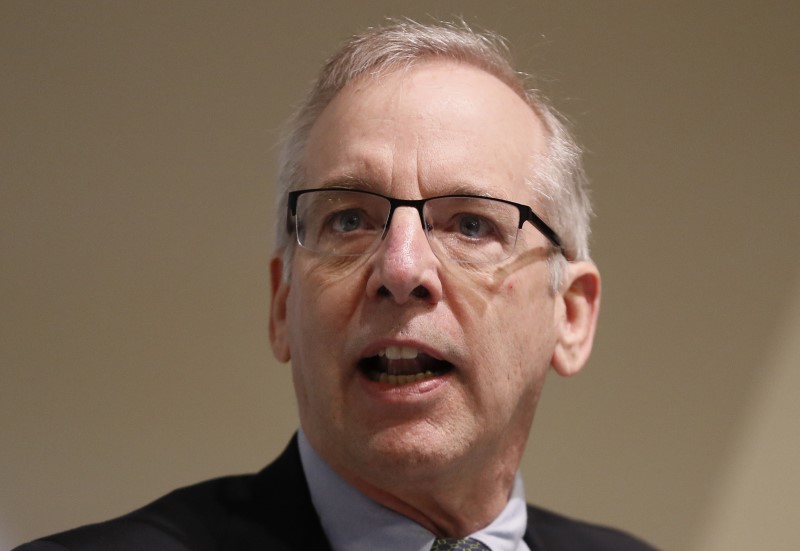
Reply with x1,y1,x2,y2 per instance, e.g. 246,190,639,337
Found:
269,254,291,363
551,261,601,377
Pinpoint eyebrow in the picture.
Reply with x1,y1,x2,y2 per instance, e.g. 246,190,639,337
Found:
441,183,497,198
316,177,501,200
317,176,379,192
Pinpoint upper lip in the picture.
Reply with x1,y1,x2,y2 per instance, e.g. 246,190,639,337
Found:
359,339,450,363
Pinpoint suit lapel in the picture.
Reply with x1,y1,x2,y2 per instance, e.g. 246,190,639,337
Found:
523,507,548,551
245,434,333,550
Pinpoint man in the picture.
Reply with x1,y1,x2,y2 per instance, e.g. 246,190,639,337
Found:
16,20,656,551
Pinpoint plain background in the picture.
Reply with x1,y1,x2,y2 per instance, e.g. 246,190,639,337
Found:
2,1,798,549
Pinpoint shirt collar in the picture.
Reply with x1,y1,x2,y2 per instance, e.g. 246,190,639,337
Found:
298,430,530,551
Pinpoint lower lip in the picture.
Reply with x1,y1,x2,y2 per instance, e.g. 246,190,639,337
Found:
358,371,450,401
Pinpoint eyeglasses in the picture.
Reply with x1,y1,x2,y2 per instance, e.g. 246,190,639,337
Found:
287,188,566,264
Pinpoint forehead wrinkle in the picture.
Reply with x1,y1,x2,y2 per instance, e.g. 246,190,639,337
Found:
316,175,380,192
308,59,547,203
317,175,512,202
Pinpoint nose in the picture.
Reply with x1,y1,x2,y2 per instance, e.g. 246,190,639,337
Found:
365,207,443,304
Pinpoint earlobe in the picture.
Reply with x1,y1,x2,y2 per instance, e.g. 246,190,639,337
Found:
551,261,601,377
269,255,291,363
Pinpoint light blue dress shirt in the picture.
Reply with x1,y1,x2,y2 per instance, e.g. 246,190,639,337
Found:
298,430,531,551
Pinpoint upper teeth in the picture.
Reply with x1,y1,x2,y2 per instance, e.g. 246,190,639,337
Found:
378,346,419,360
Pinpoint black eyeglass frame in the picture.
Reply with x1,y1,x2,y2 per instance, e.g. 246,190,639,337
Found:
286,187,568,260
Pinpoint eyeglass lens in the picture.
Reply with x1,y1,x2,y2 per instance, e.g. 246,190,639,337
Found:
294,190,522,264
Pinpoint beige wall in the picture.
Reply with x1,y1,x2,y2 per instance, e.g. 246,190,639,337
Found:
2,2,798,549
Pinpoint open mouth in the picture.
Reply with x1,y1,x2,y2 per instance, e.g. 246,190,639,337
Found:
357,346,453,386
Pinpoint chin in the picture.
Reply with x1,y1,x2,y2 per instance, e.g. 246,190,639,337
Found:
352,422,474,477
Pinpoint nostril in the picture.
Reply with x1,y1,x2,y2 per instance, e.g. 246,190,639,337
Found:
376,284,430,300
411,285,429,299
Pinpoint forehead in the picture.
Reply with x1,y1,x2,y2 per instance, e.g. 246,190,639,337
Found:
304,60,548,200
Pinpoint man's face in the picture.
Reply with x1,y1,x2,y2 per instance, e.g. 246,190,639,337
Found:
271,60,572,489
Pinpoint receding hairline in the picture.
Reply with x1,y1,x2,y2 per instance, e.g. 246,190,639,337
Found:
301,20,558,143
310,56,550,157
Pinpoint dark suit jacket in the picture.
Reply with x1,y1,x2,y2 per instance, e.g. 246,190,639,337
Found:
15,436,657,550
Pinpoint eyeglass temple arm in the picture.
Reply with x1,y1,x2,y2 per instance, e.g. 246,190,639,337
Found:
525,210,569,260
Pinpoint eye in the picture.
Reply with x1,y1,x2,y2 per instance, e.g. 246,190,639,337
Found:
330,209,363,233
457,214,491,238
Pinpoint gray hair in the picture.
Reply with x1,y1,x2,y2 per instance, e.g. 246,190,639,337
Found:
274,19,592,288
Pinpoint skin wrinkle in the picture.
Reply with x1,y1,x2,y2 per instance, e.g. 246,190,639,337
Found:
295,195,553,320
305,182,557,310
304,243,543,332
270,58,600,537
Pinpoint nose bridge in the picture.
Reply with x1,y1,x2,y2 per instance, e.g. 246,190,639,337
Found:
382,203,428,252
367,199,442,304
383,198,426,240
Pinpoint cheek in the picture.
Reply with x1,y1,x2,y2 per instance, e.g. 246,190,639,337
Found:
284,258,370,396
489,274,557,374
285,274,356,423
289,260,365,326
